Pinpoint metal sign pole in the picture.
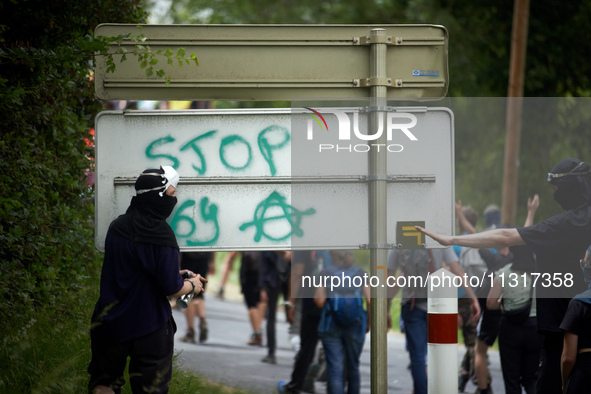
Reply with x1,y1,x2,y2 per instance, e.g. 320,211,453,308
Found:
368,28,388,394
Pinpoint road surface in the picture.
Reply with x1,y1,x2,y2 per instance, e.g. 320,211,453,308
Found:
173,296,503,393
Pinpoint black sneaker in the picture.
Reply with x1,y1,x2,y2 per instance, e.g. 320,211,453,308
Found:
458,373,469,392
180,329,195,344
199,320,208,343
475,385,493,394
262,354,277,364
247,332,263,346
302,363,319,393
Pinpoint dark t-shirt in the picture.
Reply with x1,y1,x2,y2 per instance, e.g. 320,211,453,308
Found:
91,232,183,343
259,251,287,290
517,207,591,332
292,250,319,310
181,251,213,277
560,299,591,349
240,251,261,289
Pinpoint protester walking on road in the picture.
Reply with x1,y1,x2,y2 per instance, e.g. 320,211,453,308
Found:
455,203,496,392
459,196,539,394
416,158,591,394
179,251,215,344
260,251,289,364
240,251,266,346
315,250,370,394
278,250,323,394
487,244,542,394
560,246,591,393
88,166,205,394
455,205,478,392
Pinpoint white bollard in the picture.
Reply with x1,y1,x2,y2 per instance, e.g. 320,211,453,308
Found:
427,268,458,394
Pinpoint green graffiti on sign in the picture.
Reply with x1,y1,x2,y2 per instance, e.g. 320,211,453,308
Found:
170,197,219,246
144,125,290,177
239,191,315,242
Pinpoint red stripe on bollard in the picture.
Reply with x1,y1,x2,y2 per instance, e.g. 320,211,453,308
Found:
428,313,457,344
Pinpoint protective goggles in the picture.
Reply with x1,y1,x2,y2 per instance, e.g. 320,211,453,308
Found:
547,161,589,182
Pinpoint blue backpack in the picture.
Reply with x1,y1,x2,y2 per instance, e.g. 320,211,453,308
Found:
319,265,366,332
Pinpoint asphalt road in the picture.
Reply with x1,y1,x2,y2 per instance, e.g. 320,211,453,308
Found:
173,296,504,393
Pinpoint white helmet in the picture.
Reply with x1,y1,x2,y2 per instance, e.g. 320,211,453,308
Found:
162,165,179,193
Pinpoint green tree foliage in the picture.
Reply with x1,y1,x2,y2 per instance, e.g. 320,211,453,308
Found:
161,0,591,97
0,0,147,343
157,0,591,223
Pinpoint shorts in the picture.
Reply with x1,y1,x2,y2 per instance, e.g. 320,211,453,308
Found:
88,318,176,394
181,254,209,299
241,271,260,309
563,345,591,393
476,298,502,346
458,297,477,347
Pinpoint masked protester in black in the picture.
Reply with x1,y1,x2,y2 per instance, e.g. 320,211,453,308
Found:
549,160,591,211
88,166,204,394
560,247,591,394
415,158,591,394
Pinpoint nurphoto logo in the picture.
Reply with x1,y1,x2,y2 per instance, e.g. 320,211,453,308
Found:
304,107,419,153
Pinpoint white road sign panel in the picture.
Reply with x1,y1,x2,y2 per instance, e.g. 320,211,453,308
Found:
95,108,453,251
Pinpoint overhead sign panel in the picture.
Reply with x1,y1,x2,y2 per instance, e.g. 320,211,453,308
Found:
95,108,453,251
94,24,448,101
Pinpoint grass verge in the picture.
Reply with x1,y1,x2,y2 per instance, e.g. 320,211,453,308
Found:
0,252,254,394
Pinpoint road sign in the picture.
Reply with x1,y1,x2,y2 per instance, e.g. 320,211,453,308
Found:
94,24,448,101
95,107,453,252
396,221,426,249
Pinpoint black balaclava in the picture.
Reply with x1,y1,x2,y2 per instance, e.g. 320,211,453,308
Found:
109,167,179,249
548,158,591,211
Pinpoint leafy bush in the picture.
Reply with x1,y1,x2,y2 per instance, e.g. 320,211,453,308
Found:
0,0,146,388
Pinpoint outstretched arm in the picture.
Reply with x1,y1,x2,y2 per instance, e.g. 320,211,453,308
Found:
416,226,525,249
524,194,540,227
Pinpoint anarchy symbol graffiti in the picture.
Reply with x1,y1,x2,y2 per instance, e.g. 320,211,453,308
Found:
239,191,315,242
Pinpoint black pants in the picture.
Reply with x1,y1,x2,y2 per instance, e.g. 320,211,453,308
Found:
536,331,564,394
88,318,176,394
564,352,591,394
285,304,322,391
498,316,543,394
265,284,281,356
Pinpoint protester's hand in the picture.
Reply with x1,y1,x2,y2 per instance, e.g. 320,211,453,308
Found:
286,303,295,325
470,298,481,323
415,226,453,246
194,274,207,293
527,194,540,213
455,200,463,217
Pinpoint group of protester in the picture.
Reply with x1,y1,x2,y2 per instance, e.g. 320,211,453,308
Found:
215,248,371,393
417,157,591,394
86,157,591,394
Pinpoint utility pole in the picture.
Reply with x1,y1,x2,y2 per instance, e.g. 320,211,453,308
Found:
502,0,530,225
